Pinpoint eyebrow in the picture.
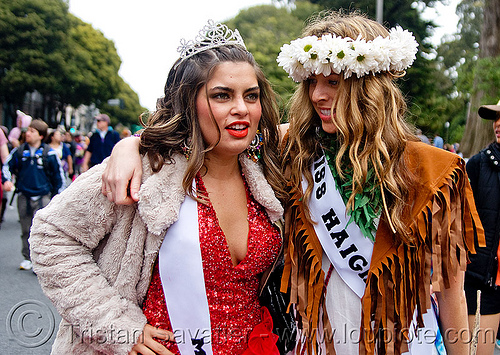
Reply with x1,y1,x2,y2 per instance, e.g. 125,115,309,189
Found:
209,86,260,94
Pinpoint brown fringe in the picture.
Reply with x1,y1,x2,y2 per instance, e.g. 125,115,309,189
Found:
281,184,329,355
362,158,484,354
282,153,485,354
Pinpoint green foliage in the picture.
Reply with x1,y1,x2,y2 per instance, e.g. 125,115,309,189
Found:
322,136,381,241
0,0,71,103
0,0,144,127
433,0,487,143
100,78,146,127
62,15,122,106
473,57,500,104
226,2,321,112
305,0,436,39
435,0,483,96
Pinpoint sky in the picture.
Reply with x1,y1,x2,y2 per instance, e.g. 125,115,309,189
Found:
68,0,460,112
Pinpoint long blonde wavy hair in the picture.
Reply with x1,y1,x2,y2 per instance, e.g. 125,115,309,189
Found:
284,12,418,242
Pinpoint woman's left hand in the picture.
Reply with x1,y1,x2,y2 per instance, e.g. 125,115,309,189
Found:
128,324,175,355
102,136,142,205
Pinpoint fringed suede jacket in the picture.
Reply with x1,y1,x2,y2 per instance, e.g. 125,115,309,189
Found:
29,154,283,355
281,141,485,354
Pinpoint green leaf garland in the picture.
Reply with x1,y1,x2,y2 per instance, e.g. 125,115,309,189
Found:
320,135,382,241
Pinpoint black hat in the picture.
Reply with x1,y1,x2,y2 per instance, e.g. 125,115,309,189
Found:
478,100,500,120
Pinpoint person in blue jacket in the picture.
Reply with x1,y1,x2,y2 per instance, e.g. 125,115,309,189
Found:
81,114,120,172
2,119,64,270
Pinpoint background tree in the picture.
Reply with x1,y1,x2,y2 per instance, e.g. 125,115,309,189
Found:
62,16,121,108
0,0,145,129
459,0,500,156
64,16,145,127
100,77,145,128
0,0,71,114
226,1,321,112
434,0,483,148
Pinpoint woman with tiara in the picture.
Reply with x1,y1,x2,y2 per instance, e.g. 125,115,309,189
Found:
101,12,484,355
30,20,285,355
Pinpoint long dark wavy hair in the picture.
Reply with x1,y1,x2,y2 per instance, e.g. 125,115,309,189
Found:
139,44,286,202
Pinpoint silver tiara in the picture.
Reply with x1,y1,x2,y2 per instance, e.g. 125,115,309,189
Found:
174,20,247,68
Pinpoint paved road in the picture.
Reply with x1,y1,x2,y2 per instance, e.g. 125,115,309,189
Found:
0,191,60,354
1,191,499,354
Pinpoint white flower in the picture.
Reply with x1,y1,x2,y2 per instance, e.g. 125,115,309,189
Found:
318,34,350,76
276,25,419,81
291,36,318,64
388,26,418,71
288,61,311,82
302,36,323,71
276,43,296,72
370,35,392,72
277,43,309,82
348,36,381,77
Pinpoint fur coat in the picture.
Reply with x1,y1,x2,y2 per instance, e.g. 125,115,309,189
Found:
29,154,284,355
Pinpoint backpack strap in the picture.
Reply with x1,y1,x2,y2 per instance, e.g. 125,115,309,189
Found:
10,143,28,204
40,143,54,182
16,142,27,164
13,142,29,177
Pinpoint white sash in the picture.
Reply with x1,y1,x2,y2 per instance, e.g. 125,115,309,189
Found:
158,194,213,355
303,153,374,298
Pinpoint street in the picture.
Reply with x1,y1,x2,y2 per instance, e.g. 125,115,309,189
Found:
0,191,60,354
1,191,500,354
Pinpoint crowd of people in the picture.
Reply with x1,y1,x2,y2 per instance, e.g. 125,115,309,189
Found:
415,128,464,157
0,110,124,272
4,10,499,355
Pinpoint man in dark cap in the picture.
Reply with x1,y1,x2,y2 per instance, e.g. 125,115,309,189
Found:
81,114,121,172
465,100,500,354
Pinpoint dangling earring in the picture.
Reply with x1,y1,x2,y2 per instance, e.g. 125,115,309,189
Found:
182,138,192,160
246,130,263,162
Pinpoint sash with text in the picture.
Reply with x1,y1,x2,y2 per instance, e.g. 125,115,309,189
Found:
303,153,374,298
158,194,213,355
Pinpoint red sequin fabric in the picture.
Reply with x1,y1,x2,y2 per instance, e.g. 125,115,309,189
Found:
142,174,281,354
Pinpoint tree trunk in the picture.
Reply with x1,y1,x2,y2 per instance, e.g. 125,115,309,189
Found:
460,0,500,158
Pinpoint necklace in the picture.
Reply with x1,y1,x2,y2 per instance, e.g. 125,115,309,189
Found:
320,134,382,241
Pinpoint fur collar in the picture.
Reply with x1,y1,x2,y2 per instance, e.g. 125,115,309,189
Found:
137,154,283,235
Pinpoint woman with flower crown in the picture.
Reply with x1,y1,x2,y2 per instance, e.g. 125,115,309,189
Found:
101,12,485,355
277,12,484,355
29,20,287,355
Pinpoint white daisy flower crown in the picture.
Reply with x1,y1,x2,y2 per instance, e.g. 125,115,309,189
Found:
277,26,419,82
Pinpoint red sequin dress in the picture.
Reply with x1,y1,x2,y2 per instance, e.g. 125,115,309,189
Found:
142,174,281,354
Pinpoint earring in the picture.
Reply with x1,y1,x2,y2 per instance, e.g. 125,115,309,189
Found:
182,139,192,160
246,130,263,162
